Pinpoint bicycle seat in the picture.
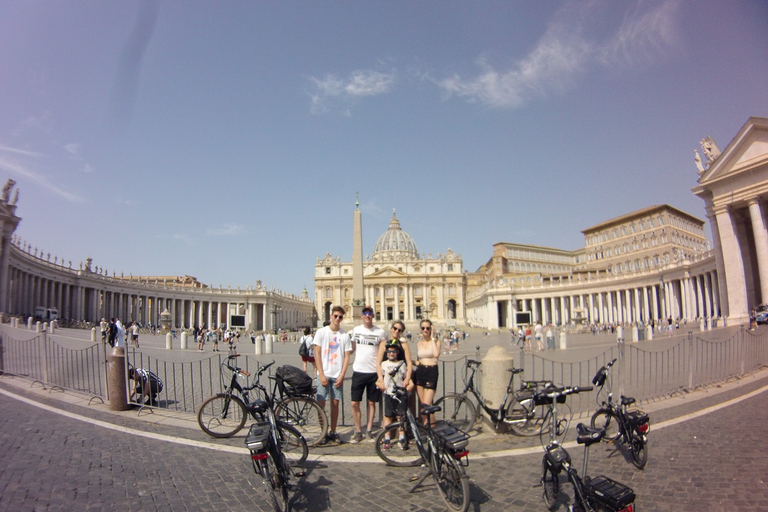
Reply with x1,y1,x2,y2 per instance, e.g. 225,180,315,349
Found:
576,423,604,446
246,399,269,416
620,396,636,406
421,404,442,415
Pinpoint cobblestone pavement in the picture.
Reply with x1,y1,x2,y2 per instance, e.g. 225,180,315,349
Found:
2,369,768,512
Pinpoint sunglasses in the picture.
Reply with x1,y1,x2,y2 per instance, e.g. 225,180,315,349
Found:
333,314,344,319
420,326,431,331
362,312,373,317
392,327,403,333
386,350,398,354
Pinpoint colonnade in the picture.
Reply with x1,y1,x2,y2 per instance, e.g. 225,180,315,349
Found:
473,267,720,330
3,243,314,331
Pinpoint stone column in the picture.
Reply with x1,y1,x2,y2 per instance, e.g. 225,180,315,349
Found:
748,199,768,303
715,206,749,322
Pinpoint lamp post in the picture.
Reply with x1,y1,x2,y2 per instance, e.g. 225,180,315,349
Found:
659,276,665,324
270,303,281,334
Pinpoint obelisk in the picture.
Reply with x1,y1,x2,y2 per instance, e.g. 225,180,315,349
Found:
352,195,365,318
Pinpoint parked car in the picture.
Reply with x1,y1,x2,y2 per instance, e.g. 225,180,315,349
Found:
756,304,768,325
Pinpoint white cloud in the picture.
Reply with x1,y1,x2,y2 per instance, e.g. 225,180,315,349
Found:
206,223,243,236
0,145,84,203
64,143,81,156
309,69,396,114
437,0,679,109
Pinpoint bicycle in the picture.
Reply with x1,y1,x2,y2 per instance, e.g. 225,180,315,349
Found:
537,384,636,512
374,386,471,512
244,386,309,511
589,359,650,470
197,356,328,446
434,359,552,436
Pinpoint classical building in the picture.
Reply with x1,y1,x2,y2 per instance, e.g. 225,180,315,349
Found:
693,116,768,323
315,210,465,327
466,117,768,330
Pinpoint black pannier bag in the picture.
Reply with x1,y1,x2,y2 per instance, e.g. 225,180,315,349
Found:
276,365,314,396
583,475,635,509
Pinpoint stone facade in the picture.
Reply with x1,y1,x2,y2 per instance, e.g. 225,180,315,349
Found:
314,211,465,327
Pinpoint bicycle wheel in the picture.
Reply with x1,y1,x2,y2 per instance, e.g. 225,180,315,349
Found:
541,459,560,510
590,408,620,442
275,396,328,447
505,398,546,437
434,394,477,432
630,435,648,469
276,421,309,465
435,449,470,512
258,451,289,512
197,394,247,438
374,422,427,467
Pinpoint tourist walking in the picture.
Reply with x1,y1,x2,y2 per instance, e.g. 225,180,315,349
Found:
299,327,316,376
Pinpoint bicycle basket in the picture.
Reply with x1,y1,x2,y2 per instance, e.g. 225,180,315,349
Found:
432,421,470,452
244,422,270,452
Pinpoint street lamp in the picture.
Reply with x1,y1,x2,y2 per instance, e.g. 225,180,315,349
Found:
270,303,281,333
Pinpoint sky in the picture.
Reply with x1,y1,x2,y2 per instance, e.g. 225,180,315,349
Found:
1,0,766,297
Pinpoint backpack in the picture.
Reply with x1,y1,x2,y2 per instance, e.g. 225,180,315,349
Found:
298,335,310,357
276,365,313,396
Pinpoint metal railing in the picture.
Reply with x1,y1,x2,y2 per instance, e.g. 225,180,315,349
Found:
2,326,767,427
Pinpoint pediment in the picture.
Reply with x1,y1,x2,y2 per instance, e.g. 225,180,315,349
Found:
368,266,408,278
698,118,768,185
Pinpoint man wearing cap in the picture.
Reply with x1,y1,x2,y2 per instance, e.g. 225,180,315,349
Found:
349,306,387,443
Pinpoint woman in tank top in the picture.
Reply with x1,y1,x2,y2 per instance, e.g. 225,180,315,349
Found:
413,319,440,425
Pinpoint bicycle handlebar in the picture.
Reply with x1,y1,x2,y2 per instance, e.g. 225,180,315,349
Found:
606,358,617,368
536,385,594,399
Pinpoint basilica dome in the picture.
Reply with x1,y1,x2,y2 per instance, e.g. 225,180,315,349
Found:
372,211,418,259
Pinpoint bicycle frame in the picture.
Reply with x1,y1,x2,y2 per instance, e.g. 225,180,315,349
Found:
456,360,549,426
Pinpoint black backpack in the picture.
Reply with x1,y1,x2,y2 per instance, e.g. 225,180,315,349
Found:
276,365,313,396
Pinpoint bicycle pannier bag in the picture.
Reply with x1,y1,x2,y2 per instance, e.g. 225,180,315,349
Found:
276,365,313,395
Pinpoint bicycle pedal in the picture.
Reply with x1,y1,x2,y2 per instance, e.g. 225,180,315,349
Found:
409,475,420,482
293,471,307,478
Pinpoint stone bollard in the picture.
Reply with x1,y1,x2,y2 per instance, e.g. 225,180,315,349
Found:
646,324,653,340
180,332,188,350
559,331,567,349
36,321,42,333
107,347,130,411
480,345,514,433
49,322,55,334
91,327,96,342
616,326,623,341
700,318,705,332
166,332,172,350
255,335,263,355
265,334,273,354
27,317,33,329
631,325,639,342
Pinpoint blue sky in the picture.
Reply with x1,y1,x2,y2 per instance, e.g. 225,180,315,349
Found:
1,0,766,296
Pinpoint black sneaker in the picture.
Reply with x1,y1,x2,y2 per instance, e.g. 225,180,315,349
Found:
326,432,342,444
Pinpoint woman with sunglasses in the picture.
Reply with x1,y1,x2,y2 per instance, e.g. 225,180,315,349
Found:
376,320,413,394
413,319,440,425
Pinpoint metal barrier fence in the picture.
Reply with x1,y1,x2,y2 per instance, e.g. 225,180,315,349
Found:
0,331,107,399
2,326,767,428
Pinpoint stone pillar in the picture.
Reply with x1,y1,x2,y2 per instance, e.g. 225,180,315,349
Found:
180,331,188,350
265,334,273,354
166,332,172,350
715,206,749,323
748,199,768,304
107,347,129,411
480,345,514,432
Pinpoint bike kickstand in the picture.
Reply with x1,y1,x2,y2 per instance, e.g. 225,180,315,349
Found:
408,466,433,494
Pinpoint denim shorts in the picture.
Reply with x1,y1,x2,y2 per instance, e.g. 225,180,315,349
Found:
316,376,344,402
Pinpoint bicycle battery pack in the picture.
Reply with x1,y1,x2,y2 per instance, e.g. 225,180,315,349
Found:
432,421,470,451
584,475,635,509
245,422,270,452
